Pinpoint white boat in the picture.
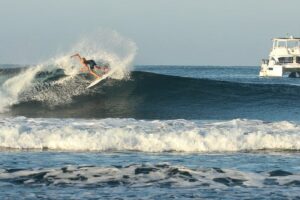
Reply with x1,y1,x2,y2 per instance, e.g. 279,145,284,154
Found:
259,36,300,77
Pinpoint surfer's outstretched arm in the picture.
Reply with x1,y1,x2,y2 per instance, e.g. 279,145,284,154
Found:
71,53,88,71
71,53,81,59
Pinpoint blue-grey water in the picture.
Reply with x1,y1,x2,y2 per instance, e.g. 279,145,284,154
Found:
1,65,300,199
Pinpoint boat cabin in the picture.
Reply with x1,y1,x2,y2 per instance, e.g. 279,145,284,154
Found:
260,36,300,77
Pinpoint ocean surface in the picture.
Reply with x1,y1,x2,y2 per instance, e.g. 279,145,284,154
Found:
1,65,300,199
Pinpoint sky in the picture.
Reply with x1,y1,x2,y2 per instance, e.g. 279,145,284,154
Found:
0,0,300,66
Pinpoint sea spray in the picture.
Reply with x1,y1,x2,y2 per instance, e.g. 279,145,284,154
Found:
0,29,137,111
0,66,43,112
69,29,137,80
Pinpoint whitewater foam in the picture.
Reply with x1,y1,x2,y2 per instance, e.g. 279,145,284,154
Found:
1,118,300,152
0,66,43,112
1,163,300,191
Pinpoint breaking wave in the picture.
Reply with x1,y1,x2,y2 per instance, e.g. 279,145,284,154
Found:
1,117,300,152
0,30,137,112
1,69,300,120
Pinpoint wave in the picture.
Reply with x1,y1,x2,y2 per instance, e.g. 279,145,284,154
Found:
2,69,300,120
1,117,300,152
0,30,137,113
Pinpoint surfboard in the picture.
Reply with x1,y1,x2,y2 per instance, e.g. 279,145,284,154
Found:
86,68,116,89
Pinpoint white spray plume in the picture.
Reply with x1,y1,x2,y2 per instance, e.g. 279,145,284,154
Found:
0,29,137,112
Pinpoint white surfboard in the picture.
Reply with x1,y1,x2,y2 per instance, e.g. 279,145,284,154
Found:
86,69,116,89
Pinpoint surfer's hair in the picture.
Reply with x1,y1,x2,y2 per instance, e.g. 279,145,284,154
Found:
82,57,86,61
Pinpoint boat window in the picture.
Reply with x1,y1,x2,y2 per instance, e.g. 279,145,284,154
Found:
268,67,273,70
296,57,300,64
278,57,293,64
287,41,299,48
277,41,286,48
262,59,269,64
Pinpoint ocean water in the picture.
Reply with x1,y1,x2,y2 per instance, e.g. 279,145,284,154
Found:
1,65,300,199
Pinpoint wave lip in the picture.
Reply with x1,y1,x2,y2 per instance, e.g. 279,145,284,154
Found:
1,117,300,152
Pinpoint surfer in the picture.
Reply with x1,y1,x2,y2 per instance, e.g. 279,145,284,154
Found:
71,53,109,78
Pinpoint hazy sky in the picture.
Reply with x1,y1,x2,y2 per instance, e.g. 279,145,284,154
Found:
1,0,300,66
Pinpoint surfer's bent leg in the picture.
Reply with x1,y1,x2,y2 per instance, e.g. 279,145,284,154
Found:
89,69,100,78
88,65,100,78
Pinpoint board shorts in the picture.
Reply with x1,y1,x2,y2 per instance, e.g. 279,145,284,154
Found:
85,60,97,70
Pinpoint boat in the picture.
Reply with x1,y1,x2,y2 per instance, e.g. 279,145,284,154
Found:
259,36,300,77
